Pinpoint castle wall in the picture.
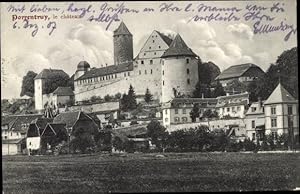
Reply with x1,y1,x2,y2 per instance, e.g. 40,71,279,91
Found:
162,56,199,103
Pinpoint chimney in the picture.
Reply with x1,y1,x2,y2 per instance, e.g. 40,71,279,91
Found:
106,63,108,67
257,97,262,110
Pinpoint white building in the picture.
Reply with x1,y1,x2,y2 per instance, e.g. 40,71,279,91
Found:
264,83,299,140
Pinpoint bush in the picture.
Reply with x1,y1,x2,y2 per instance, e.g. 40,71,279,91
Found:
243,138,256,151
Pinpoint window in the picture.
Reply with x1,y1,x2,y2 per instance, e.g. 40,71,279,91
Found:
288,106,293,115
227,107,230,112
182,117,188,122
141,60,144,64
151,69,153,74
4,136,7,140
182,108,186,114
165,109,168,114
252,133,256,140
144,53,146,56
153,40,155,43
232,107,235,112
139,70,141,75
150,60,153,65
154,52,156,55
159,46,161,49
252,120,255,128
149,46,151,49
237,106,241,111
251,107,257,112
162,70,164,75
115,74,117,78
186,58,190,64
163,81,164,86
175,109,178,114
29,142,31,145
187,68,190,74
165,118,168,122
145,70,147,74
11,132,13,136
128,72,130,76
271,118,277,127
124,73,126,77
271,107,276,115
187,79,190,85
174,117,180,122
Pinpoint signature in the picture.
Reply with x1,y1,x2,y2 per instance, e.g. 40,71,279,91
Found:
13,19,57,37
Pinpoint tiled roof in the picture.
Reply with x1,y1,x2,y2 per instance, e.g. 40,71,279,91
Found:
168,98,217,108
161,34,197,58
1,114,43,132
34,69,69,80
264,83,297,105
53,111,80,128
155,31,173,46
31,117,53,134
53,87,74,96
215,63,263,80
216,92,249,100
216,100,249,108
76,62,133,80
113,21,132,36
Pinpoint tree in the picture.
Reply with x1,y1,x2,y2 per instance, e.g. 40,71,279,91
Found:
114,92,122,99
127,85,137,110
146,120,168,150
44,72,70,94
190,104,200,122
198,61,221,85
211,81,226,98
225,79,247,94
144,88,153,103
202,109,218,119
71,127,96,153
104,94,112,102
20,71,37,97
193,82,211,98
120,93,129,111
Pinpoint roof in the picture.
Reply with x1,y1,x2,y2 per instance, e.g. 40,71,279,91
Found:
216,100,249,108
34,69,69,80
32,117,53,129
167,98,217,108
264,83,297,105
76,62,133,81
1,114,43,132
161,34,197,58
155,31,173,46
216,92,249,100
53,87,74,96
113,21,132,36
77,61,90,69
53,111,81,128
215,63,263,80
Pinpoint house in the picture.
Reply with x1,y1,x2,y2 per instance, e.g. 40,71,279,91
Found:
2,138,26,155
1,114,43,140
245,99,265,142
264,83,299,143
215,63,265,87
26,117,53,154
162,97,217,128
40,123,68,153
216,92,249,119
52,111,100,141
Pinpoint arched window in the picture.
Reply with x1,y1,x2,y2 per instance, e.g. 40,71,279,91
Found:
187,68,190,74
186,58,190,64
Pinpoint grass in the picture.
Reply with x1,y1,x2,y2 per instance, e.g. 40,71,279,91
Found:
2,152,300,193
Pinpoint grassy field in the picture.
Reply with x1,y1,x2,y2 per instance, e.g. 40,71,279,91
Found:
2,152,300,193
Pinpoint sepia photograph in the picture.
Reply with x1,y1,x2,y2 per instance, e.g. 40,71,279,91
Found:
1,1,299,192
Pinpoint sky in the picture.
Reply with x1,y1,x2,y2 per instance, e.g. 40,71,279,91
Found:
1,1,297,99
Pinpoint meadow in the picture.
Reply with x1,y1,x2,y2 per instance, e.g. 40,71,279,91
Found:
2,152,300,193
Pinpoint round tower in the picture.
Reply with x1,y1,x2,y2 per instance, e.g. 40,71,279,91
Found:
161,34,199,103
113,21,133,65
74,61,90,80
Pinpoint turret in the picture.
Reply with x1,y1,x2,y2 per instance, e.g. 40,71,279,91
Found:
74,61,90,80
113,22,133,65
161,34,199,103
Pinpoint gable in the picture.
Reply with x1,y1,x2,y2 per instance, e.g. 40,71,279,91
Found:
137,31,171,59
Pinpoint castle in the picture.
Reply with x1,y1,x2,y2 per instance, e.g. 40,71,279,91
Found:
34,22,200,111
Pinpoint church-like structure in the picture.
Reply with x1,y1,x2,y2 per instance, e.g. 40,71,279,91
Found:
35,22,200,111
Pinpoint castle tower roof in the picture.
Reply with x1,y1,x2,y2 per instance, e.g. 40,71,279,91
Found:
161,34,197,58
264,83,297,105
77,61,90,69
113,21,132,36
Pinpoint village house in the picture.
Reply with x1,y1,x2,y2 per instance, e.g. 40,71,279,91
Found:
215,63,265,88
162,97,218,128
52,111,100,141
263,83,299,141
245,99,265,142
216,92,249,119
1,114,43,155
26,117,53,154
